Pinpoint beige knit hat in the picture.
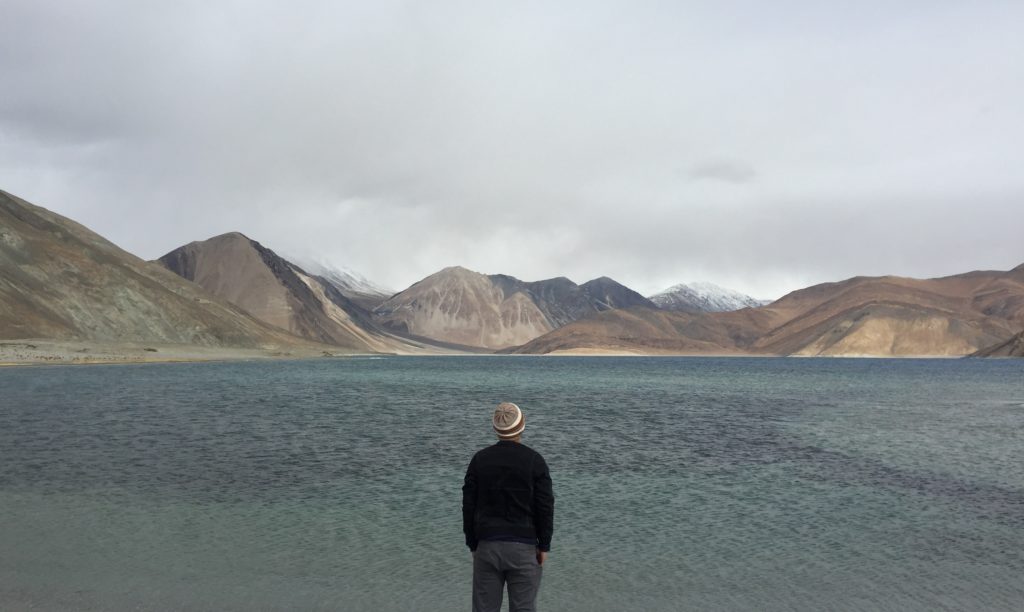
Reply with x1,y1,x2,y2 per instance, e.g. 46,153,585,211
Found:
493,402,525,439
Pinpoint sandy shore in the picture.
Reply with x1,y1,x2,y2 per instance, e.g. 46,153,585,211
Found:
0,339,976,366
540,346,755,357
0,339,378,367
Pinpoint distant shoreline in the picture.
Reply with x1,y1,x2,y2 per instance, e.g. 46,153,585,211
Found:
0,340,385,368
0,339,983,367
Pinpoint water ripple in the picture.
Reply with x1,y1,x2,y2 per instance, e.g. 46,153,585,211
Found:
1,356,1023,611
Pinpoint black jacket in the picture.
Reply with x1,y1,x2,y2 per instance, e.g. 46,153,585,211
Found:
462,440,554,552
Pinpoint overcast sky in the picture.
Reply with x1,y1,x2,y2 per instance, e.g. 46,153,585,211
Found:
2,1,1022,299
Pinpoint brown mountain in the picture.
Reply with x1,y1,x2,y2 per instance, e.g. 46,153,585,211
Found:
373,267,656,349
157,233,423,353
506,306,770,355
512,266,1024,356
751,269,1024,356
372,267,552,349
0,189,318,350
8,185,1019,359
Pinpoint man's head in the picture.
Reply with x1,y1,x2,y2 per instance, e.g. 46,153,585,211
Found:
493,402,525,441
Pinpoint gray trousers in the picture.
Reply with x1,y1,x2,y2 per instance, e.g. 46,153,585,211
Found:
472,540,543,612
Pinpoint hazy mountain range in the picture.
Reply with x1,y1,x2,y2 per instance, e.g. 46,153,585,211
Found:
2,189,1022,360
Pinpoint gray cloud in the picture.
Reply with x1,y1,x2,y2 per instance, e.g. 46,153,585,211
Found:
2,0,1023,300
688,160,756,184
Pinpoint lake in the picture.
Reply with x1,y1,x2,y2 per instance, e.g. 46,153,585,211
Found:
1,356,1023,611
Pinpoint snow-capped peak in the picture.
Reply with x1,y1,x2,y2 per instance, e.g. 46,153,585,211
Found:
649,281,767,312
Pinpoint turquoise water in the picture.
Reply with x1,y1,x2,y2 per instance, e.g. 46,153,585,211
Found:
1,356,1023,611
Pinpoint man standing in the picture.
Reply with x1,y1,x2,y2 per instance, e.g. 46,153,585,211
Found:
462,402,555,612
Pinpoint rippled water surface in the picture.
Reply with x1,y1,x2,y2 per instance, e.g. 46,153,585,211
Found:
2,356,1023,611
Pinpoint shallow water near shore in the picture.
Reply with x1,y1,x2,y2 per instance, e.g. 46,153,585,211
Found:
2,356,1023,611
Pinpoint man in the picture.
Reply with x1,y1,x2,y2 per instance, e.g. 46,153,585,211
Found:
462,402,555,612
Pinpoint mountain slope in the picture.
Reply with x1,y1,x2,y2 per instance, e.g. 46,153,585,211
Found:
971,329,1024,357
512,267,1024,356
372,267,553,349
650,282,766,312
751,271,1024,356
373,267,656,349
0,189,317,349
490,274,656,327
507,306,770,354
288,256,392,310
157,233,420,353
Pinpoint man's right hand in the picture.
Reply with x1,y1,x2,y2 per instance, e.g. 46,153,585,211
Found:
536,549,547,566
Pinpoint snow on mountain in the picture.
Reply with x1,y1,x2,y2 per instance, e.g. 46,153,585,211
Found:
649,281,768,312
288,256,393,308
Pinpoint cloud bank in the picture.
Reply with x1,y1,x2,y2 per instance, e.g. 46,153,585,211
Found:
2,0,1022,298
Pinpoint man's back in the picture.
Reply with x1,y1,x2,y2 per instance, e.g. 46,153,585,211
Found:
463,402,554,612
463,440,554,551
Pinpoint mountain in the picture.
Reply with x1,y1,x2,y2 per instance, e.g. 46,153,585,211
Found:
157,233,419,353
0,189,317,350
970,329,1024,357
749,270,1024,356
287,256,392,310
507,306,771,355
372,267,552,349
512,266,1024,356
649,281,767,312
8,185,1020,359
373,267,656,349
579,276,658,311
489,274,657,327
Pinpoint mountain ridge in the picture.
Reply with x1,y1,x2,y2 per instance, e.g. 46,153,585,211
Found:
0,190,321,351
286,255,392,310
4,187,1022,359
373,267,656,349
512,266,1024,356
157,232,430,353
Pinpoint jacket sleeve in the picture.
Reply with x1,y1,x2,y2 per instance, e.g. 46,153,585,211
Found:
462,455,478,551
532,454,555,551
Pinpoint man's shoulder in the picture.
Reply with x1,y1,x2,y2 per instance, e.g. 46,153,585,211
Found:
471,444,496,462
517,442,545,461
474,442,545,461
